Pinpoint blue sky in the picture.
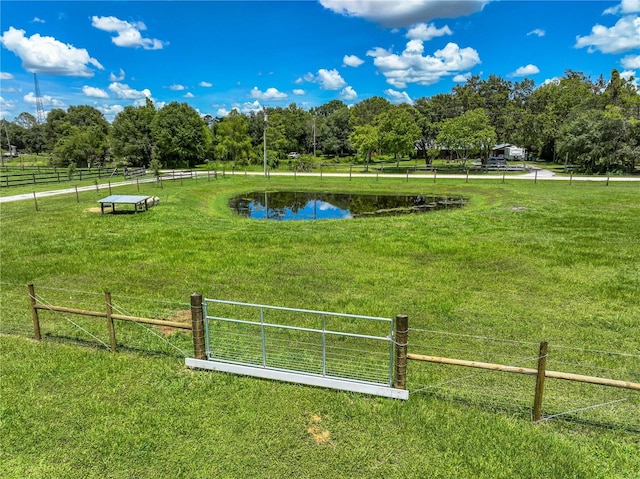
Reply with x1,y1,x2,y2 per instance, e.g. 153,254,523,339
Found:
1,1,639,121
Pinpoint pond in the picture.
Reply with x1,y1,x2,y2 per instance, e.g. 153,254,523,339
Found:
229,191,467,220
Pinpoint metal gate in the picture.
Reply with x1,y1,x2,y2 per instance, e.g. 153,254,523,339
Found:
185,299,408,399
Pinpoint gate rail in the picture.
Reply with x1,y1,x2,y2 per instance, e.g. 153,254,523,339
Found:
185,298,409,399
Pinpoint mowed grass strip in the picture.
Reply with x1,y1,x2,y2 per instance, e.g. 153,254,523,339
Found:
1,176,639,477
2,335,638,479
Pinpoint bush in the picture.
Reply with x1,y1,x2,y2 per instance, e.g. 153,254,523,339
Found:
289,155,315,172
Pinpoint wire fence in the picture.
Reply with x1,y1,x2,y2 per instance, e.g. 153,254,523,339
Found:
203,299,394,386
2,282,638,431
408,328,640,432
0,282,192,358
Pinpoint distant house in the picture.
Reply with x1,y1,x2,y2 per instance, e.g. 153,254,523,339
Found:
492,143,525,160
2,145,17,157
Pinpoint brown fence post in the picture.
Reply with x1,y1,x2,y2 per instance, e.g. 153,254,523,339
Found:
393,314,409,389
28,283,41,340
105,291,117,352
191,293,206,360
533,341,548,422
33,192,38,212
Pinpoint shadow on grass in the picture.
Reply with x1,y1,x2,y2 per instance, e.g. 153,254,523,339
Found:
40,332,186,359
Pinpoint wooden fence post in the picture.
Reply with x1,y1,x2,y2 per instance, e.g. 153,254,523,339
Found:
393,314,409,389
105,291,117,352
75,185,79,203
191,293,206,360
33,192,38,212
533,341,548,422
28,283,41,340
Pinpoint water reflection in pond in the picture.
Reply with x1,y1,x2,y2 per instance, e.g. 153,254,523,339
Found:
229,191,467,220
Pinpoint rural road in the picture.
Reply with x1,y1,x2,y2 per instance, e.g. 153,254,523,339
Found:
0,168,637,204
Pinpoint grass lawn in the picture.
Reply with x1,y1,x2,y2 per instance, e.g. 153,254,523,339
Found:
1,175,639,478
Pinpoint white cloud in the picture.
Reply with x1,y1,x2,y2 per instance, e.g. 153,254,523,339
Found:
293,89,306,95
0,72,14,80
620,69,639,86
543,77,561,86
0,26,103,77
367,40,480,88
0,96,16,110
215,101,264,117
109,68,125,81
406,22,452,40
199,81,213,87
97,104,124,118
384,88,413,104
235,100,263,114
24,91,64,107
340,86,358,100
169,84,186,91
319,0,489,27
250,86,288,101
604,0,640,15
453,72,472,82
343,54,365,67
575,15,640,54
1,86,20,93
527,29,545,37
303,68,347,90
184,92,195,98
510,64,540,77
108,82,151,99
136,98,163,109
82,85,109,98
621,54,640,68
32,17,45,24
91,16,166,50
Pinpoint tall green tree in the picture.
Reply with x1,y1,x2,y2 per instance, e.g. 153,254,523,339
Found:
350,96,392,127
557,106,639,173
151,102,207,168
436,108,496,167
110,98,156,167
65,105,110,135
215,109,253,163
52,125,107,167
376,106,421,160
528,70,598,160
43,108,69,151
349,124,379,169
319,104,352,156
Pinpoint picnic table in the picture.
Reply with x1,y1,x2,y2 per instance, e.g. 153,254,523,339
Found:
98,195,155,214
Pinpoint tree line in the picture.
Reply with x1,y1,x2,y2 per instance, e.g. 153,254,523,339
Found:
2,69,638,173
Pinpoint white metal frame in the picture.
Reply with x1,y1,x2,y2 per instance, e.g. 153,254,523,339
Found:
185,298,408,400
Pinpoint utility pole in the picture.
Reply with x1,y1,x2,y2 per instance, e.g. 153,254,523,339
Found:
263,107,268,176
0,120,13,167
313,116,316,157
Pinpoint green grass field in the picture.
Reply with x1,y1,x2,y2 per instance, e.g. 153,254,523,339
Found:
1,175,639,478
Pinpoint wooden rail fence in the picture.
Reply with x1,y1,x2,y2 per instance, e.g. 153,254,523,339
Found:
28,284,206,360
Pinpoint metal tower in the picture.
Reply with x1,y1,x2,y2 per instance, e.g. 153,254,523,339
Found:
33,73,46,124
